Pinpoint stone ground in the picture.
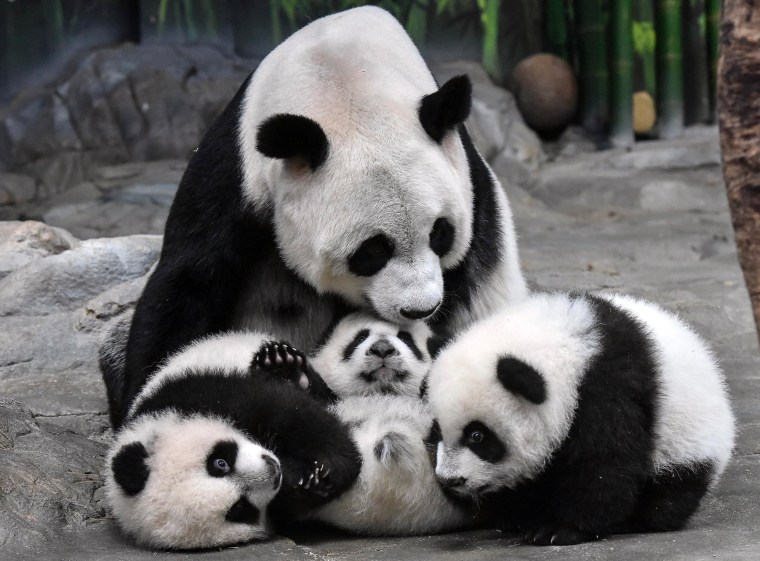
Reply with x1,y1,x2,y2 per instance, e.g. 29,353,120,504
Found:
1,125,758,559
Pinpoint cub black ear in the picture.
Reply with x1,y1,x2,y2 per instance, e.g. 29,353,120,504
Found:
112,441,150,496
496,356,547,404
418,75,472,143
256,113,329,170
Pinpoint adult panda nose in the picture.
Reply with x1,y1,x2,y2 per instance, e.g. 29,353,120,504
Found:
438,475,467,489
368,339,397,358
400,303,440,320
263,454,281,489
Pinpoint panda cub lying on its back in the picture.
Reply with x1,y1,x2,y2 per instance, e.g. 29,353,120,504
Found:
256,312,474,535
427,292,736,545
105,333,360,550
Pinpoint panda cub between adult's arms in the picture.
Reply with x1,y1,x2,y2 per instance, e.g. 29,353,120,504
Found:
427,292,735,545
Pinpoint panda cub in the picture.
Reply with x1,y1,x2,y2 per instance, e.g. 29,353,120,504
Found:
259,313,473,534
105,333,360,550
307,312,434,398
427,292,735,545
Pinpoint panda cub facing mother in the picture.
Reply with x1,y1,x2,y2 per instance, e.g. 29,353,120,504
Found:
427,292,735,545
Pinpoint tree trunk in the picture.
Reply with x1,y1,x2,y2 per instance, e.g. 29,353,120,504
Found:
719,0,760,342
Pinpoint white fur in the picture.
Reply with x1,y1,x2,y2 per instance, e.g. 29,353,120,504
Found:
237,6,525,324
428,292,735,496
429,293,601,493
105,412,280,550
312,395,473,534
310,312,431,397
600,293,736,481
128,331,271,418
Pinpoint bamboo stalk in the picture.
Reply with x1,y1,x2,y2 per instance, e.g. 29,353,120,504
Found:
574,0,608,133
683,0,710,124
406,1,428,47
610,0,635,146
655,0,684,138
479,0,502,82
706,0,720,119
545,0,569,60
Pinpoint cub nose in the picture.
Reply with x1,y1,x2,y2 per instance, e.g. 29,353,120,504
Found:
263,454,281,488
368,339,397,359
438,475,467,489
400,303,440,320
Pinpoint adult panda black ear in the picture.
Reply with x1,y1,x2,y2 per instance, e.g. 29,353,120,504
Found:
256,113,330,171
496,356,547,405
418,75,472,143
112,441,150,496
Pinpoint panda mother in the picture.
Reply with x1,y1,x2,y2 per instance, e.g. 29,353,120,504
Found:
105,6,527,426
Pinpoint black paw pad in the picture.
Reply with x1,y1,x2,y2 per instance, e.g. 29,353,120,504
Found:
293,460,333,498
252,341,310,389
523,527,598,546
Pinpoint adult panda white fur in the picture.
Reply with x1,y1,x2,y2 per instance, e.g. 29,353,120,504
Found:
105,333,361,549
308,312,435,397
311,395,476,535
103,6,527,428
427,292,735,545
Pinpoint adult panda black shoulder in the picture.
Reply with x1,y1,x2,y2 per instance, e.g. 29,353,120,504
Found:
104,6,527,428
426,292,735,545
105,333,361,549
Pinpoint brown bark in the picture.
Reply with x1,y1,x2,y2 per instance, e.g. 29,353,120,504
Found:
719,0,760,342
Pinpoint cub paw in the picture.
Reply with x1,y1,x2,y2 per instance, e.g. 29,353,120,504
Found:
522,527,599,546
252,341,310,390
293,460,333,498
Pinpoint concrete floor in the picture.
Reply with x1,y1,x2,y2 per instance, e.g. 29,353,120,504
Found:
7,128,760,560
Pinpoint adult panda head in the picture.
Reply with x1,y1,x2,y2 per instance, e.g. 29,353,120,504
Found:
242,7,476,324
105,412,282,550
310,312,433,397
425,294,601,499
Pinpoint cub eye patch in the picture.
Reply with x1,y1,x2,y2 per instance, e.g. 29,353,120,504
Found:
429,217,455,257
225,496,261,525
461,421,506,463
342,329,370,361
207,440,238,477
397,330,424,361
348,234,394,277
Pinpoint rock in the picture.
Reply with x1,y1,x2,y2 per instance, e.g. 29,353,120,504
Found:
0,234,160,316
610,125,720,170
431,60,545,170
0,221,79,280
511,53,578,133
0,172,37,205
0,398,107,548
0,44,252,201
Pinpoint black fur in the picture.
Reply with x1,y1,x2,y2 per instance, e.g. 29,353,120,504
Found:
207,441,238,477
496,357,547,404
342,329,370,361
483,295,711,545
429,217,455,257
418,75,472,143
461,421,507,463
256,113,329,170
253,341,337,404
396,330,423,361
225,497,260,525
433,128,503,327
112,442,150,496
347,234,395,277
132,369,361,526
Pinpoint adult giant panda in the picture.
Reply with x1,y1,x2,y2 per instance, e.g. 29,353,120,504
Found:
427,292,735,545
103,6,527,427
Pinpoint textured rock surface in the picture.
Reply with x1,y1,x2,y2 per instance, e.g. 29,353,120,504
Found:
0,44,252,202
2,129,758,559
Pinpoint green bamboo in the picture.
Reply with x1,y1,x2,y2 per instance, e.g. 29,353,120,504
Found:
270,0,283,45
479,0,502,82
183,0,198,41
545,0,569,60
406,1,428,46
655,0,683,138
683,0,709,124
633,0,656,95
574,0,608,133
611,0,635,146
705,0,720,119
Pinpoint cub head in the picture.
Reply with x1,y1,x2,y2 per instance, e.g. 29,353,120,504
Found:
105,413,281,550
252,76,474,324
425,294,601,499
310,312,433,397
